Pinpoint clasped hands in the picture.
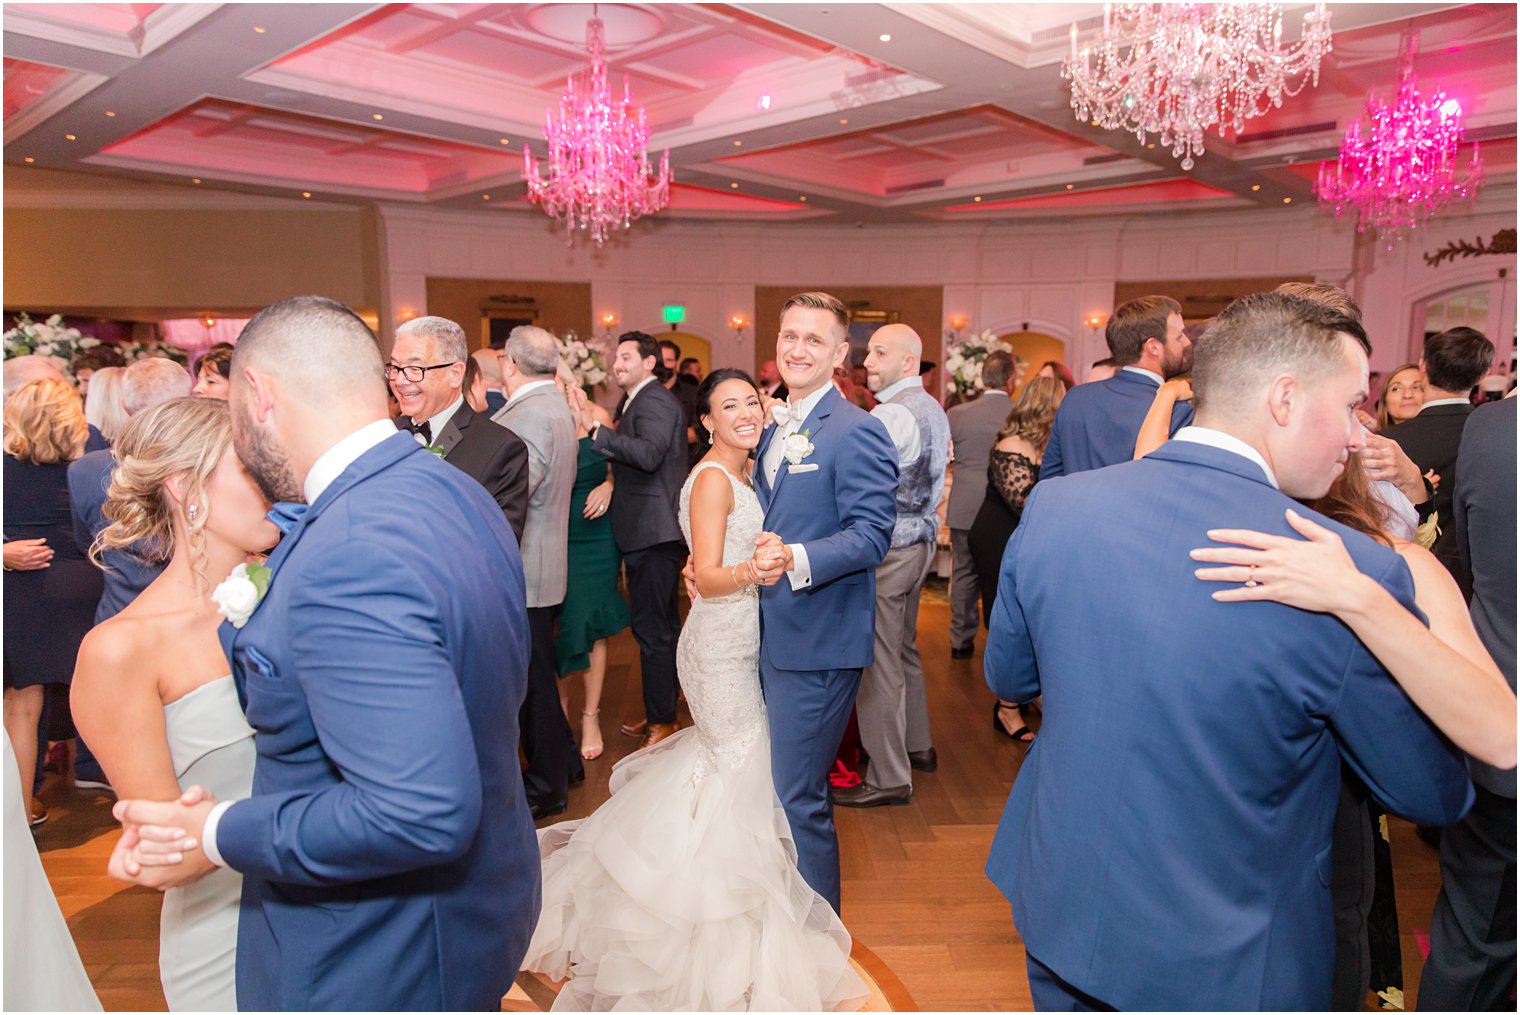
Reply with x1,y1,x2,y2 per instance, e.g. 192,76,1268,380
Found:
748,532,791,586
106,785,221,892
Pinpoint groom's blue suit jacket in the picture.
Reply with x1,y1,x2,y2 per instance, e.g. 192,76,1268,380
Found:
218,433,539,1011
754,386,897,670
984,440,1473,1010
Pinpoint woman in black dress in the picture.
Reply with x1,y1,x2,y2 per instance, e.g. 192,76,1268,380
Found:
967,376,1065,742
3,378,103,825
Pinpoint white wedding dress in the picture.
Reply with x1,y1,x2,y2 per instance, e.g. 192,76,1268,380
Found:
524,461,867,1012
158,675,254,1011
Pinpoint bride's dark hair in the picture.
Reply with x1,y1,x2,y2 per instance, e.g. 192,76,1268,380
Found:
693,368,758,446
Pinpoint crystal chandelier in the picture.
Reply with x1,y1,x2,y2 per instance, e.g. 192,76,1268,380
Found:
1316,29,1483,248
1063,4,1333,170
524,15,671,246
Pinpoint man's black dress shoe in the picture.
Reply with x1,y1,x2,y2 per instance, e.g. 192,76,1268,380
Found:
831,783,912,808
951,645,974,660
908,747,938,773
529,800,567,821
569,769,585,787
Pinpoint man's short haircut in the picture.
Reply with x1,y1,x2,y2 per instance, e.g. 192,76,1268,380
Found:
73,345,127,373
1105,295,1182,365
3,355,65,396
231,295,384,401
659,338,681,359
618,330,667,381
1275,282,1363,325
471,347,504,386
121,357,192,415
1423,326,1494,393
679,356,700,372
395,315,469,365
504,325,561,377
1192,292,1366,420
780,291,850,334
1091,356,1117,368
981,351,1015,391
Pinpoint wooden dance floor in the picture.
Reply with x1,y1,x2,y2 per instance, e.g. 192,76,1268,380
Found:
36,593,1449,1011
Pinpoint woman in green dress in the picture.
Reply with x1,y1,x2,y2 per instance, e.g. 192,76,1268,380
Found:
554,388,630,760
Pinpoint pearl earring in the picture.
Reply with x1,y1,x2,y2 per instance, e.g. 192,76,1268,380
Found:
708,432,715,445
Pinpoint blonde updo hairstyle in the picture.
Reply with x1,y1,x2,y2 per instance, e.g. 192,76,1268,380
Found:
3,377,88,465
93,396,232,587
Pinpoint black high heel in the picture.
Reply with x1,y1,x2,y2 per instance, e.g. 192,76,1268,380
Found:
992,700,1036,743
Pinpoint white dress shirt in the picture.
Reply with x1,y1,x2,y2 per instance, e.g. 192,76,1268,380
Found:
507,379,556,404
1121,365,1163,386
405,395,463,448
592,375,657,439
203,416,401,868
762,383,834,591
869,375,925,466
1171,426,1279,489
1421,397,1472,411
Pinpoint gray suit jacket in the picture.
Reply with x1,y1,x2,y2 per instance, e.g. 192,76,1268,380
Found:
946,390,1011,530
493,384,577,608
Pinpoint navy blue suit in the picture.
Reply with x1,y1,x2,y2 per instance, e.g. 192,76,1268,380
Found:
1040,369,1192,478
216,432,539,1011
755,387,897,911
985,440,1472,1010
68,448,163,623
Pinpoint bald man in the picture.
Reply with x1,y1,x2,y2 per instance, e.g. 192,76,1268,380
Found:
835,324,950,806
471,347,508,416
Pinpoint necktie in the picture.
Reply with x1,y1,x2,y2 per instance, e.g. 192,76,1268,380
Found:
266,502,309,536
613,393,628,423
408,419,432,444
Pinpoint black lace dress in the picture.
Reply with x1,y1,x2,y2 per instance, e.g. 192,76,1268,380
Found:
967,448,1039,628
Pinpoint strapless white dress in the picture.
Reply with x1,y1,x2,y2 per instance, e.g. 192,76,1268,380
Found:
159,676,254,1012
524,462,867,1011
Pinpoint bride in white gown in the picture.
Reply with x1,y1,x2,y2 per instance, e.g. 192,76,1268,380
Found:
526,370,867,1012
72,397,278,1010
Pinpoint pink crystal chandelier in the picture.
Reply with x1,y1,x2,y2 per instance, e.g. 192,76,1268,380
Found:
1317,29,1483,248
524,14,671,246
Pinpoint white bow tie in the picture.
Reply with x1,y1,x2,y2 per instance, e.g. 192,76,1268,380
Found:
772,403,798,427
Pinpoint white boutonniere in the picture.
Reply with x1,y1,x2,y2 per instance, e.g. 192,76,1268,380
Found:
782,428,814,466
211,561,272,629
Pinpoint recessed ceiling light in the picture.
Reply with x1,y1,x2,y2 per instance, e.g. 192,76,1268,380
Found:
838,118,848,125
372,113,384,121
1146,143,1155,149
733,140,743,146
499,138,510,145
730,182,739,188
1282,197,1293,204
799,195,808,201
1065,183,1074,190
192,177,201,184
105,111,116,117
253,25,266,33
879,34,892,42
302,191,312,198
973,196,982,202
1251,184,1261,191
483,194,491,200
756,95,772,111
1091,120,1100,126
64,133,76,141
23,156,34,163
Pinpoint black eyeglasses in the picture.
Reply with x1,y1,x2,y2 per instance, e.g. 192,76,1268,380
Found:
383,362,458,382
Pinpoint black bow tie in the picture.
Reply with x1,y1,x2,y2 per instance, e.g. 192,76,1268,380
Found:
408,419,432,444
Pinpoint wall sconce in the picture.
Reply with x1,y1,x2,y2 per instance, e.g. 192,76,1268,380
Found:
1084,313,1106,332
728,314,749,342
398,308,418,323
947,313,969,342
600,312,619,338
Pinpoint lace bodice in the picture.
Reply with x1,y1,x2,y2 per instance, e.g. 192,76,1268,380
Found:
675,461,767,776
988,448,1040,517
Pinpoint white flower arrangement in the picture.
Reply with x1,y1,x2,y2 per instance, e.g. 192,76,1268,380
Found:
558,331,609,394
2,313,101,379
944,329,1016,400
117,338,189,367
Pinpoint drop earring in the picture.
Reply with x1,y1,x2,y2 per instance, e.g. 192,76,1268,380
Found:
186,503,200,521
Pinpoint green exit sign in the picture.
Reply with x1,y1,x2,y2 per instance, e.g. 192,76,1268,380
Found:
661,304,686,325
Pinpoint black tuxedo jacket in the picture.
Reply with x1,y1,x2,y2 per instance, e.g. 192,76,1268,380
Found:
395,404,529,542
1387,402,1473,597
592,380,687,552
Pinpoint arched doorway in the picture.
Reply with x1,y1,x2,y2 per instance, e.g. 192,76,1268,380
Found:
998,331,1066,389
661,331,712,377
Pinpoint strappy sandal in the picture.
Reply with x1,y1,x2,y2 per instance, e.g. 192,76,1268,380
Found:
993,700,1037,743
580,709,604,761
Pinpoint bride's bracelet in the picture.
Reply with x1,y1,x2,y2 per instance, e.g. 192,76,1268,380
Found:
730,562,750,590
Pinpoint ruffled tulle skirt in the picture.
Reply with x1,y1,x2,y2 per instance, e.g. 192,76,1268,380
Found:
523,728,868,1011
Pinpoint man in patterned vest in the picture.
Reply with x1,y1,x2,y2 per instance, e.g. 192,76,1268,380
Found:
836,324,951,806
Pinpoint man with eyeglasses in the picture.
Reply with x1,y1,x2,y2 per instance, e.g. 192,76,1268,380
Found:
388,316,529,541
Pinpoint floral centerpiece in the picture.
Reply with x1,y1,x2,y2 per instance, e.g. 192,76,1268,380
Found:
116,338,190,367
2,313,100,379
558,331,608,395
944,329,1017,401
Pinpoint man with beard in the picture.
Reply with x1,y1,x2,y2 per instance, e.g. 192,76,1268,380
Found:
1040,295,1193,477
105,296,539,1011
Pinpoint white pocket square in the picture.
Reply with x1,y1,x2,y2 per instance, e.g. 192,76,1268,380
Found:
787,463,820,474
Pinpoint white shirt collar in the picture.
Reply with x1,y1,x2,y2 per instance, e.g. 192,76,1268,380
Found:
508,379,556,403
304,419,401,504
980,388,1010,398
410,394,464,445
784,382,833,427
1170,426,1279,489
1421,397,1471,410
875,374,924,403
624,374,658,404
1121,365,1163,385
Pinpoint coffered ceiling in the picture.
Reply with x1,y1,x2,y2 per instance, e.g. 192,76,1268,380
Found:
4,3,1515,225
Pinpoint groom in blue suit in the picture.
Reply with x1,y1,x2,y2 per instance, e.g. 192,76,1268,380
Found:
751,292,897,913
984,292,1473,1010
109,297,540,1010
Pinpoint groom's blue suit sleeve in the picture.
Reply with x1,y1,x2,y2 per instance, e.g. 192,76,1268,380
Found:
215,542,483,884
798,414,897,588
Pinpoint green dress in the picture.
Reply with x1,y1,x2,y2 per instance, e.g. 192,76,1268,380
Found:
554,436,631,675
